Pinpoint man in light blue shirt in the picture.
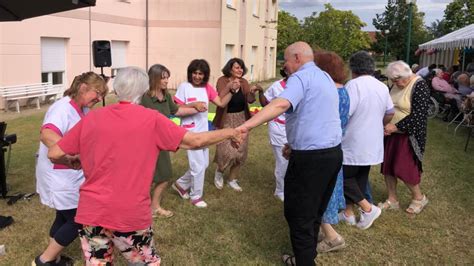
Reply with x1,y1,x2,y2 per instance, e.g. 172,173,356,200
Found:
238,42,342,266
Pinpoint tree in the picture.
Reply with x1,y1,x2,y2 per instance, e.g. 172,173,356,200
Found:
443,0,474,33
372,0,431,64
277,11,302,58
427,19,447,38
300,4,370,59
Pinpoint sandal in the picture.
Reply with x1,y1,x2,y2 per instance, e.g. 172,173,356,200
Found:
282,254,296,266
406,195,428,214
377,199,400,210
152,208,174,218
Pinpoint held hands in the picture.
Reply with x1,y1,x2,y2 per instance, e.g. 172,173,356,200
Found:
225,78,241,94
249,84,263,94
233,125,250,148
230,128,243,149
66,155,82,170
282,143,291,160
192,101,208,112
384,123,398,136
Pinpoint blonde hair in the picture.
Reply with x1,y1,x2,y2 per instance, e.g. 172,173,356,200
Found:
63,72,108,100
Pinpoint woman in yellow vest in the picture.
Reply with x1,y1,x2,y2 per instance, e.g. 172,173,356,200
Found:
380,60,430,214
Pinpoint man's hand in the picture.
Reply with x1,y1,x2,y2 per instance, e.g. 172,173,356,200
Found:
282,143,291,160
230,128,243,149
235,125,250,146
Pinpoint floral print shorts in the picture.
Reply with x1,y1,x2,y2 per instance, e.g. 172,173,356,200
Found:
79,225,161,266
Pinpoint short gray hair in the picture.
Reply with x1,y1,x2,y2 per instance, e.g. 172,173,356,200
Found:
113,67,149,104
386,61,412,80
349,51,375,75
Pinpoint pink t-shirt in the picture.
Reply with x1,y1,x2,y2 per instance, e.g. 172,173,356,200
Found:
432,77,457,94
58,102,187,231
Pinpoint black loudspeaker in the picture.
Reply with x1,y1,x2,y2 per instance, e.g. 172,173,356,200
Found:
92,40,112,68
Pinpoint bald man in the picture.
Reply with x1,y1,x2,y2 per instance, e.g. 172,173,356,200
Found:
237,42,342,265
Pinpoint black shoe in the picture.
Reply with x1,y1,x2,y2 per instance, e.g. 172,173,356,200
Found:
0,215,13,229
32,255,57,266
57,255,74,266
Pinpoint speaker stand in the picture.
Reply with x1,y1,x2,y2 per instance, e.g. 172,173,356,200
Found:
100,67,106,107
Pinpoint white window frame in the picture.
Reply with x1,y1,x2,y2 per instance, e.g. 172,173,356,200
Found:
253,0,260,17
250,46,258,81
41,37,66,85
226,0,236,9
225,44,235,64
111,41,128,77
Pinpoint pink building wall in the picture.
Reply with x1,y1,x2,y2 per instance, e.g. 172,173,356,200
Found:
0,0,278,110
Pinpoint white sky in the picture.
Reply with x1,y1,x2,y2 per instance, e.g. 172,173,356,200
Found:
279,0,452,31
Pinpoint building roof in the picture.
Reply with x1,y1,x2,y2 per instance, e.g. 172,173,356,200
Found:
366,31,377,43
419,24,474,50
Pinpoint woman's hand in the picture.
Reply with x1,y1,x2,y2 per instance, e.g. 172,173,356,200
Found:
226,78,241,93
192,101,208,112
250,84,263,94
230,128,243,149
384,123,398,136
66,155,82,170
282,143,291,160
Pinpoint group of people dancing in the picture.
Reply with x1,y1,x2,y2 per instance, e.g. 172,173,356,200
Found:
33,40,431,266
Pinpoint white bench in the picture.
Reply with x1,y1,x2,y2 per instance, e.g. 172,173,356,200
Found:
0,82,63,112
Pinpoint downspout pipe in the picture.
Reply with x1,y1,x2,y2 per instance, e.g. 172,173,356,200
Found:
146,0,149,69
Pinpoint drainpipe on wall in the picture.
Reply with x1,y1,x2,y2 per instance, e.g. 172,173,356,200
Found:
89,6,92,71
145,0,149,69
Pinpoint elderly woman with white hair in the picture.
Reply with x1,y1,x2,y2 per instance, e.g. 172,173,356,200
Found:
381,61,430,215
47,66,242,265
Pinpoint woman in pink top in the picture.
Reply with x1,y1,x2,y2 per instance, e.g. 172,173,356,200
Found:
34,72,108,266
431,68,457,94
48,67,242,265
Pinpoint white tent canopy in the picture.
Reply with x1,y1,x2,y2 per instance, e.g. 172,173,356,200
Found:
419,24,474,50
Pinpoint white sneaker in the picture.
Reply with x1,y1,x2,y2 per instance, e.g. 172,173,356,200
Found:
191,198,208,208
214,170,224,190
356,205,382,230
338,211,356,226
227,179,242,192
171,182,190,200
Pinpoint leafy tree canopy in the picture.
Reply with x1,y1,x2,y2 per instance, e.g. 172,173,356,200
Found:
444,0,474,33
277,10,302,57
300,4,371,59
372,0,431,64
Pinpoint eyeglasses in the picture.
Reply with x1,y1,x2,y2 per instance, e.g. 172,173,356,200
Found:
93,89,104,98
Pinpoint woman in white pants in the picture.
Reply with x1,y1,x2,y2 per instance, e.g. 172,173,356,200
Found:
254,71,289,201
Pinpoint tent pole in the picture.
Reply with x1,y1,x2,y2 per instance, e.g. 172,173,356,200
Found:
462,48,466,72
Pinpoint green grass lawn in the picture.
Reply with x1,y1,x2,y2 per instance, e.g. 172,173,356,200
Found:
0,103,473,265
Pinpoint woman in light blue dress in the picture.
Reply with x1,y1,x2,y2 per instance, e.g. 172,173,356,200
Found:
314,51,349,253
